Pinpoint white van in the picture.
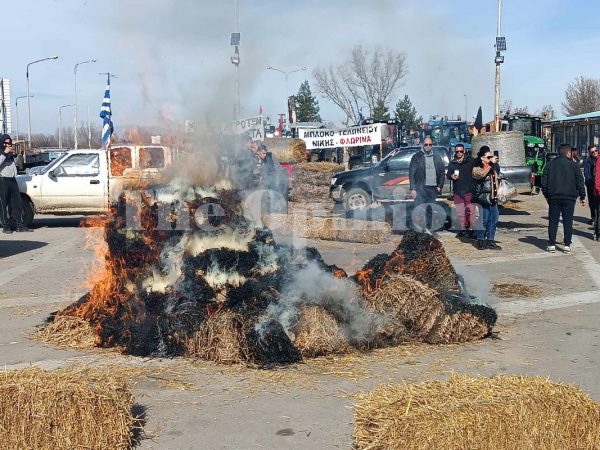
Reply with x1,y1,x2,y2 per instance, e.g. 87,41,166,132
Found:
15,144,177,226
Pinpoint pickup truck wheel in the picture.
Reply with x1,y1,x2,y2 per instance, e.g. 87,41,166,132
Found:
21,196,34,227
344,187,371,212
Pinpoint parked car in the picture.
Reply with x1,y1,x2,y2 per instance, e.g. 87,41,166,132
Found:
14,145,177,226
330,146,451,213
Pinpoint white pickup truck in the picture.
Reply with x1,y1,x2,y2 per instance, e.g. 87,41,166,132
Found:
15,144,177,226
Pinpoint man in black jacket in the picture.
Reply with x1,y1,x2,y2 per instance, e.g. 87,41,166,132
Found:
541,143,586,253
409,137,445,231
447,143,475,237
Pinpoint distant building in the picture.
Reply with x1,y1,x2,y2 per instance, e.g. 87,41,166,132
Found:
0,78,11,134
543,111,600,157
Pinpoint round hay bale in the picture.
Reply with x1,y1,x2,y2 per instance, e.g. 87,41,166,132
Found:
472,131,525,166
183,310,250,364
367,274,445,339
367,275,491,344
291,139,308,163
292,305,353,357
0,367,137,449
354,374,600,450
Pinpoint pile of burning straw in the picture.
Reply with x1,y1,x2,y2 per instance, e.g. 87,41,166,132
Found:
43,183,496,367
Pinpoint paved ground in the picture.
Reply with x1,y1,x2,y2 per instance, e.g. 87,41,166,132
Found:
1,194,600,449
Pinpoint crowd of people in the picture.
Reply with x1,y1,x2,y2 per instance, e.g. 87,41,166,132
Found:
409,138,599,252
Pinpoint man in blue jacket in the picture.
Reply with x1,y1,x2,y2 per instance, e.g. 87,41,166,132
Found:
541,143,586,253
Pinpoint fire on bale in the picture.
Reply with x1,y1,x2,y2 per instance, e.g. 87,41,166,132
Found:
47,183,496,367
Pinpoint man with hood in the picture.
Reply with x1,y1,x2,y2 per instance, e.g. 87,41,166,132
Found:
0,134,32,233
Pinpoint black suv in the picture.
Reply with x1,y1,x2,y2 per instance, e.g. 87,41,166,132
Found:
330,146,451,213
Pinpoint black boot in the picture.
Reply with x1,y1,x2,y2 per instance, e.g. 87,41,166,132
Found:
487,240,502,250
476,239,487,250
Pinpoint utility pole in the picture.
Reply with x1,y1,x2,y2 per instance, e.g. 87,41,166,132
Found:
464,94,468,122
230,0,241,119
73,59,97,149
58,104,72,149
87,106,92,148
494,0,505,132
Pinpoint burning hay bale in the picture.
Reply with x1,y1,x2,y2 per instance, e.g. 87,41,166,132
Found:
353,374,600,450
266,213,391,244
292,162,342,203
41,180,496,367
0,367,138,450
355,230,458,294
367,275,495,344
292,305,353,357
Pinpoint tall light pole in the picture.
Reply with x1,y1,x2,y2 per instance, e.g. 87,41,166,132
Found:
230,0,241,119
26,56,58,150
15,95,32,141
493,0,506,132
464,94,468,122
74,59,96,149
266,66,306,130
58,104,72,149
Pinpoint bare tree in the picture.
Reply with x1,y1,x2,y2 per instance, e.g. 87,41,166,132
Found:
562,76,600,116
537,104,556,120
313,45,407,125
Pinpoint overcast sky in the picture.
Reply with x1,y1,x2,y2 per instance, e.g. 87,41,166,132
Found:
2,0,600,134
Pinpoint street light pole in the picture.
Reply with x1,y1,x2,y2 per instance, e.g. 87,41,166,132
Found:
464,94,468,122
26,56,58,151
266,66,306,131
15,95,32,141
58,104,72,150
494,0,503,132
74,59,97,149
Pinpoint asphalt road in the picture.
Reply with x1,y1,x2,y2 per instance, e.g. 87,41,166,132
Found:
1,198,600,449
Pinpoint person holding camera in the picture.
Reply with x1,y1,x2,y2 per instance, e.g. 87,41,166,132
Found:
472,146,501,250
447,143,475,237
0,134,32,233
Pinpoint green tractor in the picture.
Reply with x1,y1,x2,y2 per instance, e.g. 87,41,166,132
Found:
501,113,547,193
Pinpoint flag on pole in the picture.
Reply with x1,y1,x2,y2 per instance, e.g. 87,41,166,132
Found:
99,75,113,149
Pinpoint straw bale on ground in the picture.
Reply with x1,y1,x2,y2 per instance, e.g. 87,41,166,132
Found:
267,213,391,244
292,162,343,203
183,310,250,364
0,367,137,450
367,274,490,343
33,314,96,350
354,374,600,450
292,305,353,357
264,138,306,164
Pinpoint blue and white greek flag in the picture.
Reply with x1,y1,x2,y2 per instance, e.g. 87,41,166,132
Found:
99,76,113,149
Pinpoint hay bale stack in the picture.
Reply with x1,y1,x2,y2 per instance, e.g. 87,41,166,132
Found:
292,162,343,203
266,213,391,244
292,305,353,357
354,374,600,450
183,310,250,364
264,138,306,164
0,367,137,450
367,275,492,343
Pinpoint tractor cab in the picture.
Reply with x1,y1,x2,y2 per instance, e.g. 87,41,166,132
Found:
424,117,472,151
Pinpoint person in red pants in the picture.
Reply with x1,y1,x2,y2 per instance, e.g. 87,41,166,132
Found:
447,143,476,237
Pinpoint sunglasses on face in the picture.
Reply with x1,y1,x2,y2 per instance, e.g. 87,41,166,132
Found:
424,144,432,147
3,142,12,146
455,150,464,154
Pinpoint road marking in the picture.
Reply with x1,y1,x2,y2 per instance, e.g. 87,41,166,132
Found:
0,237,80,287
496,290,600,317
571,236,600,287
459,251,556,266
